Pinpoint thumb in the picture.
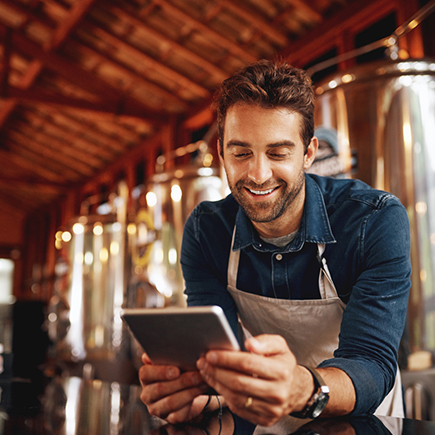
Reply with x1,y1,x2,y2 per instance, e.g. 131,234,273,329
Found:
245,334,290,356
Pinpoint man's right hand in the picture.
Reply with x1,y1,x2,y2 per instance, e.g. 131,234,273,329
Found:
139,353,212,424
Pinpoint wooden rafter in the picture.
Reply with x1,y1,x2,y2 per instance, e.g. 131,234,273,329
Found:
281,0,323,23
151,0,257,63
217,0,289,46
0,0,98,130
0,147,67,183
107,3,229,81
84,21,211,99
10,121,112,168
44,0,98,51
1,27,167,121
68,40,189,110
6,133,94,178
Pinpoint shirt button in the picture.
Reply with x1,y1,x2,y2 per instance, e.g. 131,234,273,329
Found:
276,254,283,261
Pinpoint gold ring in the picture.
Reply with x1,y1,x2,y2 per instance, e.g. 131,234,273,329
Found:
244,396,253,408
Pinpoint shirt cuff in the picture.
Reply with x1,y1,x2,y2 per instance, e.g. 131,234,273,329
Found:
317,357,383,416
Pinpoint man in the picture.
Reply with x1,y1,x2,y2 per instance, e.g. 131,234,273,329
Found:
139,60,411,428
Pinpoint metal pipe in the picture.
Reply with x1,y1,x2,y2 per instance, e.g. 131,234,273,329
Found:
306,0,435,77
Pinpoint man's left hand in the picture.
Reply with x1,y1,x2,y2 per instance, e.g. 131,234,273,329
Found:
197,334,313,427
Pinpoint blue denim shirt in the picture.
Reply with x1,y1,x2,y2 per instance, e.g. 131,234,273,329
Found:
181,174,411,415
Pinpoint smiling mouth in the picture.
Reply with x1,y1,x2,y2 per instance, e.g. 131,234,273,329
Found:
246,187,277,196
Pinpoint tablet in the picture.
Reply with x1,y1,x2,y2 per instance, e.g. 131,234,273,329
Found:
121,305,240,371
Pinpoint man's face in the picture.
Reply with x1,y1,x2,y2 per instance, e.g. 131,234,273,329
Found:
220,103,317,237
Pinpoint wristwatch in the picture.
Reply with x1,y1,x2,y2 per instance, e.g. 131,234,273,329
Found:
291,366,330,419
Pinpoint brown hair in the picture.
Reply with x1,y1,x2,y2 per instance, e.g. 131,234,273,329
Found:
213,59,314,154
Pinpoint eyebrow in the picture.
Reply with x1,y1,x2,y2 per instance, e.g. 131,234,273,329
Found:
226,139,297,149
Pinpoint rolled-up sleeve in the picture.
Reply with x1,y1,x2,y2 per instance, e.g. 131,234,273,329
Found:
319,197,411,415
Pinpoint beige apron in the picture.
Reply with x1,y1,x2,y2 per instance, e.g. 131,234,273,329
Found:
226,227,404,418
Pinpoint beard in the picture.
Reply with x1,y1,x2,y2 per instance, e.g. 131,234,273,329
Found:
228,171,305,223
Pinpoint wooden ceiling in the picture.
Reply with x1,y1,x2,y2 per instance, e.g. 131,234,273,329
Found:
0,0,400,218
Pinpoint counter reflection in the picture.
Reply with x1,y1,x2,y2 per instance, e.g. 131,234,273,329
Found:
2,375,435,435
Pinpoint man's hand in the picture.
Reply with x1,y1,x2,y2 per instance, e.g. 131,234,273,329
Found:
139,353,211,424
197,334,314,427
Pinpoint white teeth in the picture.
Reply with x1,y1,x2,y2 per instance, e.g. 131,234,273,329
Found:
249,188,274,195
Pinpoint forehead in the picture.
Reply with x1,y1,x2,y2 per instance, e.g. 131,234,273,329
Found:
224,103,303,143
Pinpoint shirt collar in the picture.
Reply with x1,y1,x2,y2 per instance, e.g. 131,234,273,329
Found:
232,174,336,252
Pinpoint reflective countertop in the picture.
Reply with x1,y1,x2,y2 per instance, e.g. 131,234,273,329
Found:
1,375,435,435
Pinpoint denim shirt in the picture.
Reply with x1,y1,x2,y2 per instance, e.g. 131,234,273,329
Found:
181,173,411,416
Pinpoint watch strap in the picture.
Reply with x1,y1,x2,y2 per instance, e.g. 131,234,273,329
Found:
290,366,330,419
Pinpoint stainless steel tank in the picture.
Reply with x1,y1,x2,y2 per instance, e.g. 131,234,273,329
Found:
48,182,141,382
314,58,435,354
130,165,224,307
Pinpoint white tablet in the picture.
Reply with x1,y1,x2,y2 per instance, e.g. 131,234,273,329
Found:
122,305,240,371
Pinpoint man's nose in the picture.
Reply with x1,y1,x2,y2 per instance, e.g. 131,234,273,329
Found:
247,155,272,185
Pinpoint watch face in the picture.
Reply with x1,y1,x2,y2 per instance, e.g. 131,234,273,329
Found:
311,393,329,419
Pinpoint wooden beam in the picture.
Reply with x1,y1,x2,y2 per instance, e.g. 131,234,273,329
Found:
0,0,98,131
0,0,57,29
85,21,210,98
217,0,289,46
8,125,106,171
68,40,188,110
6,133,94,179
0,148,67,183
80,129,163,192
0,189,39,213
45,0,98,51
152,0,257,63
4,83,167,120
0,176,67,192
0,27,12,97
281,0,323,23
0,26,168,123
37,107,141,148
108,2,229,81
15,111,119,160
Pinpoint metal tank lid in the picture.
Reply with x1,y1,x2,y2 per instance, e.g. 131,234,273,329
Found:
315,57,435,96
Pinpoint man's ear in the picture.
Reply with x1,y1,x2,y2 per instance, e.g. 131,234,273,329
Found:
304,137,318,170
218,141,225,165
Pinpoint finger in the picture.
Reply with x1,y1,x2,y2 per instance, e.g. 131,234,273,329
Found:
165,394,209,424
203,349,287,381
146,385,209,420
209,384,283,426
141,352,152,364
200,359,287,402
245,334,291,356
166,403,194,425
139,363,180,386
143,371,207,404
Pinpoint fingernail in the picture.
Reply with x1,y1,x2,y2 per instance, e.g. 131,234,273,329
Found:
167,367,177,379
207,352,217,363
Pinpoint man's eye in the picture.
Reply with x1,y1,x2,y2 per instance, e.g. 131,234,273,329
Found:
269,153,287,159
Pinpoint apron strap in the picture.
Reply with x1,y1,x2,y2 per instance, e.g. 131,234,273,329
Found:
228,227,240,288
317,243,339,300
